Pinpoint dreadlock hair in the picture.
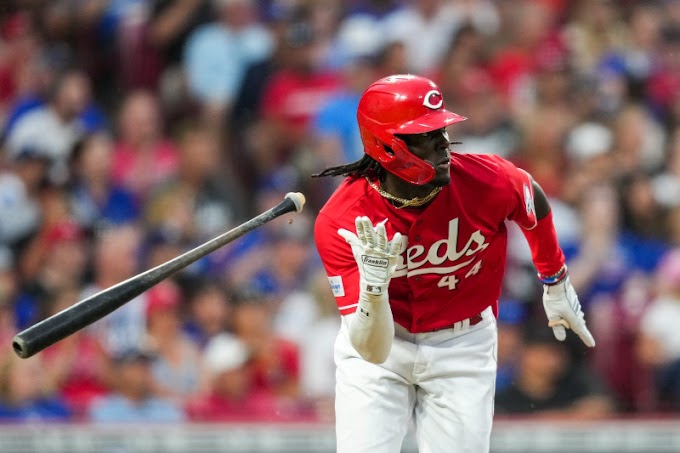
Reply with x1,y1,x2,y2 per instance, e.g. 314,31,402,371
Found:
312,154,385,181
312,137,462,181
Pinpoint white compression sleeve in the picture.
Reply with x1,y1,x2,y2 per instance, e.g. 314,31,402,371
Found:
347,290,395,364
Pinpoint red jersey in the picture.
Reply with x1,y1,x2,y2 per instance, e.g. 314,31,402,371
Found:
314,153,537,333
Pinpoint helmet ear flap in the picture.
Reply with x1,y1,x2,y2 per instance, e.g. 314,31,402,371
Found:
389,137,408,159
360,124,436,185
387,136,436,184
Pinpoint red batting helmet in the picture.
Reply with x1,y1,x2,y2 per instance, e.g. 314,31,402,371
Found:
357,74,467,185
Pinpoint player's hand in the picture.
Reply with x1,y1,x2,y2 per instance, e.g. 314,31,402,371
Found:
542,276,596,347
338,216,403,295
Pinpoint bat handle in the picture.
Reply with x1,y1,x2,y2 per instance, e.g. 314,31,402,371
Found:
12,192,306,359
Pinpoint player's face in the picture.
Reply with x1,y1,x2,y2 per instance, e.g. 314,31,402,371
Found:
401,128,452,186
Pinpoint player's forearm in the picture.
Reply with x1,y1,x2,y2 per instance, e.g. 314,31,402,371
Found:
521,180,566,279
336,216,402,363
348,291,395,364
521,210,566,278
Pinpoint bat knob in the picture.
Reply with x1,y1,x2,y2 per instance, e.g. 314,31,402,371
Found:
12,336,28,359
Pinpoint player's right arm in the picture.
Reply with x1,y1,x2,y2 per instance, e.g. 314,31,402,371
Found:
315,213,402,364
495,157,595,348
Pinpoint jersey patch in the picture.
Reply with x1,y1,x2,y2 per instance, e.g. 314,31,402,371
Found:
523,183,535,216
328,276,345,297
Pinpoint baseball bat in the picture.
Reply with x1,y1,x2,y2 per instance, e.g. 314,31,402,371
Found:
12,192,306,359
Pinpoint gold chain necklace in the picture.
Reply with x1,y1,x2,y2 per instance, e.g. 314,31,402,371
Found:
366,177,442,209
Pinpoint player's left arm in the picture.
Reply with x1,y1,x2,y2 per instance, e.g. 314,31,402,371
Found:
503,163,595,348
316,212,402,364
337,217,404,364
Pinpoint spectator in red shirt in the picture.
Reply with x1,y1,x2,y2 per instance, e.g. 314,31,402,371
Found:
253,10,340,174
187,332,268,421
41,285,110,419
230,289,301,400
488,0,564,115
187,332,314,422
112,90,179,202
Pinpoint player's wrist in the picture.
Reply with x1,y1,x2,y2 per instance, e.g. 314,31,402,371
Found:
538,264,567,286
359,279,389,297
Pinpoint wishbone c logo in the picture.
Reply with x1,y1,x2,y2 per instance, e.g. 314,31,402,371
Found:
423,90,443,109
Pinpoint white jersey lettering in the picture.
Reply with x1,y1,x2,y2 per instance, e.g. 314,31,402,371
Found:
465,260,483,278
393,218,489,278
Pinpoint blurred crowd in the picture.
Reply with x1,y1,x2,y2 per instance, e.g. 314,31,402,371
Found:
0,0,680,424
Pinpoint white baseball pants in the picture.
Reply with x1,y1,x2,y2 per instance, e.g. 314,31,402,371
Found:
334,306,497,453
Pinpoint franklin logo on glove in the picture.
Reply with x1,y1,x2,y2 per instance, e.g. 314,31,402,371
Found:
363,256,389,268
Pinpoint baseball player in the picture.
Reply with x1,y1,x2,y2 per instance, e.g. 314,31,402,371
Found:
313,74,595,453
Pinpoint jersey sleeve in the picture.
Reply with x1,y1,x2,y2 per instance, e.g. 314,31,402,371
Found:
495,157,538,230
313,211,361,316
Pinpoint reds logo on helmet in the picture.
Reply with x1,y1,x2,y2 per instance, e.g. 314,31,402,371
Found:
423,90,444,109
357,75,467,185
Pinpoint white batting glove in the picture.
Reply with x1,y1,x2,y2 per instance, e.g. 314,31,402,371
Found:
338,217,403,295
543,276,596,347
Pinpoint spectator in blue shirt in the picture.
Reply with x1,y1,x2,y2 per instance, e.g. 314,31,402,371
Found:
67,132,140,233
88,349,185,423
0,354,71,422
311,22,384,198
183,0,273,123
